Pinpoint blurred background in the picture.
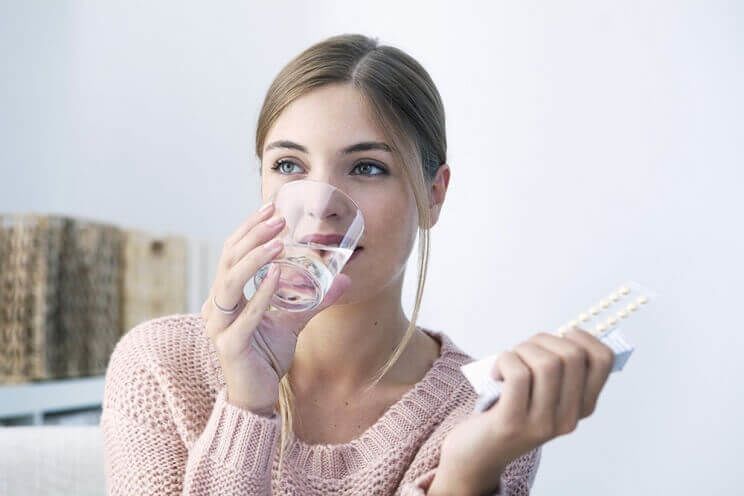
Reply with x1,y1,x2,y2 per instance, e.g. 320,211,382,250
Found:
1,0,742,494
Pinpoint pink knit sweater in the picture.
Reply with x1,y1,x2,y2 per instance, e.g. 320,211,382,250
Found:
100,313,541,495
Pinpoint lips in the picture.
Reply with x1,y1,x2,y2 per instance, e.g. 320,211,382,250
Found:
298,232,363,252
299,233,345,246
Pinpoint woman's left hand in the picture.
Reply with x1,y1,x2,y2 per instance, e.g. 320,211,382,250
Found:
429,327,616,495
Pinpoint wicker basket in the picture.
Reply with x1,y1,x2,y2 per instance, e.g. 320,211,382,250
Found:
121,229,187,335
0,213,59,383
0,214,123,383
0,214,188,385
58,216,123,378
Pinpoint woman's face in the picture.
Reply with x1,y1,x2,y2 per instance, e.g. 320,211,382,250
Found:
260,83,419,304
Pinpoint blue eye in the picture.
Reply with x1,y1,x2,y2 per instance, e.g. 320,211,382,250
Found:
270,159,388,177
350,162,387,176
271,159,303,175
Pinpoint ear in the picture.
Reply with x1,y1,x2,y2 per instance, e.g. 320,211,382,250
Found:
425,163,451,229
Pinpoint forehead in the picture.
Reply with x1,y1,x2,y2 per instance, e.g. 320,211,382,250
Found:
264,84,387,153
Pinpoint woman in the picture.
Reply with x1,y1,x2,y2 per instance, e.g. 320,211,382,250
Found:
101,33,615,495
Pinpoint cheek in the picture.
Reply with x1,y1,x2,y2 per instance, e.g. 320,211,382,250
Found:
376,207,417,257
343,201,418,280
260,175,285,202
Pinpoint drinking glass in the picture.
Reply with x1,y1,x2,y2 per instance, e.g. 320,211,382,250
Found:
247,179,365,312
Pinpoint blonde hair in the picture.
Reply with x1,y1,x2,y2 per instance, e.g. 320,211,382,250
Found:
254,33,447,473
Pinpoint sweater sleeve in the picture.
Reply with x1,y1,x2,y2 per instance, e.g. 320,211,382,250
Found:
100,330,281,495
399,446,542,495
396,389,542,496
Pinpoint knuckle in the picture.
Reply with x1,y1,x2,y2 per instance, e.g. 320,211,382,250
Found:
513,342,530,354
568,327,591,340
566,346,587,366
495,351,512,366
225,249,238,268
582,400,597,417
219,252,232,271
576,327,594,338
222,274,237,293
536,355,562,375
494,350,512,369
557,417,579,435
515,368,531,384
600,345,615,367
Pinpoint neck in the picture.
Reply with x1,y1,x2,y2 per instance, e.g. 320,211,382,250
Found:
290,277,412,395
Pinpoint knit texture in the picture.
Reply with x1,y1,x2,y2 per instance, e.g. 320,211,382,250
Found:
100,313,541,495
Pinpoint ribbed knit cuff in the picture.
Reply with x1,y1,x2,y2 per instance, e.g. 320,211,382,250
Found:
401,467,509,496
201,386,281,475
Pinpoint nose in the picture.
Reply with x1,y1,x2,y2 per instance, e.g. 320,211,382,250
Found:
303,182,353,221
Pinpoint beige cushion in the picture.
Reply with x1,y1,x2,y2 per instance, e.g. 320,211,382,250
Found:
0,426,104,496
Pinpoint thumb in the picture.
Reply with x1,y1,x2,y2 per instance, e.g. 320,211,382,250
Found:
314,272,352,312
293,272,352,321
276,273,352,329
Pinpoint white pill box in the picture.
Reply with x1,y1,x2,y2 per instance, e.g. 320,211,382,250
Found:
462,281,658,413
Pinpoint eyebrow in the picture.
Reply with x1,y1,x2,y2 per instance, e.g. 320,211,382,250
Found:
264,140,392,155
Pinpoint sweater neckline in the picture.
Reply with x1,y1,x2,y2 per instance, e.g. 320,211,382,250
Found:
280,326,468,479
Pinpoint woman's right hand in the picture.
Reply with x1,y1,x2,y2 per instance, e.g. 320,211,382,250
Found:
200,202,352,417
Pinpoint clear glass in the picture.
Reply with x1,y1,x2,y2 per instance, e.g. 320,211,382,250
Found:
247,179,365,312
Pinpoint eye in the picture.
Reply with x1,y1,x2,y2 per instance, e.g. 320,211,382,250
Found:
350,161,388,176
270,159,305,175
269,159,388,177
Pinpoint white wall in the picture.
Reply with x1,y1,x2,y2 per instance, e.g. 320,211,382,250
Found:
2,1,742,493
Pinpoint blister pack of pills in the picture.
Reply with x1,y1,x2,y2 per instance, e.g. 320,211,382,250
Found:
461,281,658,413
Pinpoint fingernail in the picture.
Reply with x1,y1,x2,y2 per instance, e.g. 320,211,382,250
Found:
265,238,283,251
265,216,284,227
259,201,273,213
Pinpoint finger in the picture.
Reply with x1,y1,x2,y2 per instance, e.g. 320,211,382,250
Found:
512,341,563,431
229,235,286,302
205,206,280,335
222,214,286,272
529,332,588,435
205,288,249,339
224,202,275,249
207,222,284,336
562,327,615,417
223,263,282,347
488,351,530,422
